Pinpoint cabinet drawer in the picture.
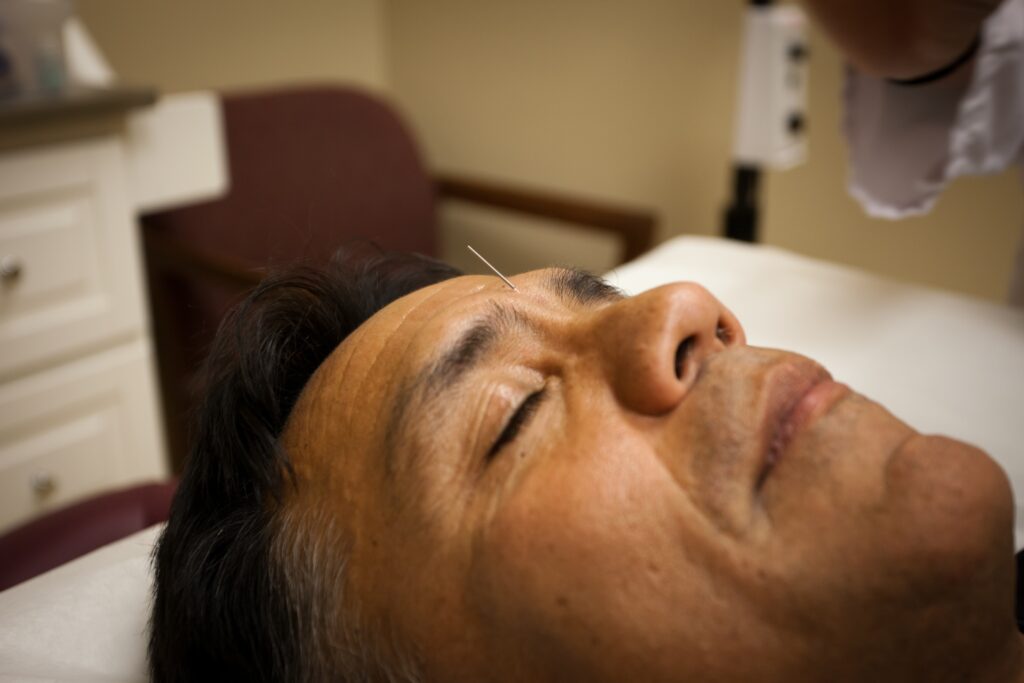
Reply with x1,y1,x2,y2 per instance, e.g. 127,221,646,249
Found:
0,138,147,380
0,340,166,532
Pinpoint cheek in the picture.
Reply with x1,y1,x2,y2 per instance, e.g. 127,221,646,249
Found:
464,432,780,679
467,435,681,671
766,396,906,534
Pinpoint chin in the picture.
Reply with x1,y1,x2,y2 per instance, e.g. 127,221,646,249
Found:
884,433,1015,591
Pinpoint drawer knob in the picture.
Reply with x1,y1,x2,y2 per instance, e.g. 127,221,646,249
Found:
0,255,23,283
30,472,57,498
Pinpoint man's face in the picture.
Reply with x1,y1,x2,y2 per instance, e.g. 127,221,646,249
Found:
284,268,1017,682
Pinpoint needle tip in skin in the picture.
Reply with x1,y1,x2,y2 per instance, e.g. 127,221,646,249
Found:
466,245,518,291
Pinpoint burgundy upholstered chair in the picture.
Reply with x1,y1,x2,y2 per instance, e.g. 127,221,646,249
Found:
142,84,656,471
0,480,177,592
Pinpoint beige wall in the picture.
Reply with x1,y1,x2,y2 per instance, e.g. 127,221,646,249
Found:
76,0,388,93
75,1,1022,301
387,0,1022,301
388,0,743,276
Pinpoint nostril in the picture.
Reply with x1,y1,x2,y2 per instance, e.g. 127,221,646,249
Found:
716,319,731,345
674,336,695,379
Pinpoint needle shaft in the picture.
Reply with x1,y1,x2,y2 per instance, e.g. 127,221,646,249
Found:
466,245,517,291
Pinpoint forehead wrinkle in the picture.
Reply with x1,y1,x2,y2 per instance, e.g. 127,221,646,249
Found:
282,330,385,494
288,278,484,490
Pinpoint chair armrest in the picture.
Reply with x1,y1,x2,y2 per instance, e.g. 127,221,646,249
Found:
143,172,659,286
434,173,657,264
144,228,265,288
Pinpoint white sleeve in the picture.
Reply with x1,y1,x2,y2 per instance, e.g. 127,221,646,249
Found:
843,0,1024,219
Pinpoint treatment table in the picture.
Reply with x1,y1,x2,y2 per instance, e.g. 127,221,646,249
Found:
1,236,1022,681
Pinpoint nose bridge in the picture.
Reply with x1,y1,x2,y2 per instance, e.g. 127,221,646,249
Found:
584,283,743,415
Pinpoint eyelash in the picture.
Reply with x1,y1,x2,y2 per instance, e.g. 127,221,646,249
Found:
487,388,547,461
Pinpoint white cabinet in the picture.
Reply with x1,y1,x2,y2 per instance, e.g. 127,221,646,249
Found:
0,133,167,531
0,341,165,525
0,137,147,377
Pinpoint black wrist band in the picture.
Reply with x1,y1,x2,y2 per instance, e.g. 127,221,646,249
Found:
888,33,982,86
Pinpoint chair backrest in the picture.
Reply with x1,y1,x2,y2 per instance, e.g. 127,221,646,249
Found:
144,84,438,263
142,85,439,469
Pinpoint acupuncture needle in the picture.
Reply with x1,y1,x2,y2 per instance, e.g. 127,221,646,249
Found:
466,245,517,291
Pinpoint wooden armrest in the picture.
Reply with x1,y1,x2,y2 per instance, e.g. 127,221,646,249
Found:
434,173,657,264
143,172,658,288
144,229,265,289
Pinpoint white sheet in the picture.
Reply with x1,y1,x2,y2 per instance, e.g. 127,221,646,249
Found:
0,525,159,682
1,236,1021,681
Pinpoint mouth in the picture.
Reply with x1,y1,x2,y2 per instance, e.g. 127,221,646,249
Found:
756,361,850,490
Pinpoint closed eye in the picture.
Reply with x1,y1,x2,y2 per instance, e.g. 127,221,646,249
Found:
487,388,547,461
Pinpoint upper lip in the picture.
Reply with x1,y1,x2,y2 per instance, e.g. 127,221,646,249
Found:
756,359,832,490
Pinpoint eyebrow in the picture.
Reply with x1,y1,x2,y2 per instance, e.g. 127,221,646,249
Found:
548,267,625,307
383,267,622,476
422,300,530,401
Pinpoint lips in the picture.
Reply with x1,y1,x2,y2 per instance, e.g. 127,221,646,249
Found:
757,361,849,490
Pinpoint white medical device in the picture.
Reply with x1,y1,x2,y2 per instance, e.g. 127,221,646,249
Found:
723,0,809,242
733,3,809,169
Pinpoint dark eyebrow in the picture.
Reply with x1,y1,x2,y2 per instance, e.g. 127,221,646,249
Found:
384,268,621,476
548,267,625,306
423,301,528,399
416,269,618,405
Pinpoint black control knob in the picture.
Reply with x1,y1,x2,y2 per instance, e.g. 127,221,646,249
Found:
787,112,806,135
788,43,808,62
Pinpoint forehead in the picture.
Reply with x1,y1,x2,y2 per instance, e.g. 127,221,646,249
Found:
322,266,619,393
284,268,616,481
337,271,523,381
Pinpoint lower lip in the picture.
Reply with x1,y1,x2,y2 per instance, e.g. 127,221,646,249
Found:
764,380,850,476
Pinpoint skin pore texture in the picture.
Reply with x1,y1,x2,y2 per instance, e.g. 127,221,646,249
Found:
282,268,1024,683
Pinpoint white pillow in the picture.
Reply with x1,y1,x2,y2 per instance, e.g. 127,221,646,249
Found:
0,525,158,682
608,236,1024,545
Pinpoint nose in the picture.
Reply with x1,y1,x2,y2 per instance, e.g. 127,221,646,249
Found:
589,283,745,415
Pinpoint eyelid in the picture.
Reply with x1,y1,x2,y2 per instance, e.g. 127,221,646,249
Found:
486,387,547,461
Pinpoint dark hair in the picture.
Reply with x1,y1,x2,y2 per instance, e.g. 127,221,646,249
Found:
149,248,461,682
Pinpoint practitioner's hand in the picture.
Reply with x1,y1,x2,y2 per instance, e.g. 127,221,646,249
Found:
800,0,1004,80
